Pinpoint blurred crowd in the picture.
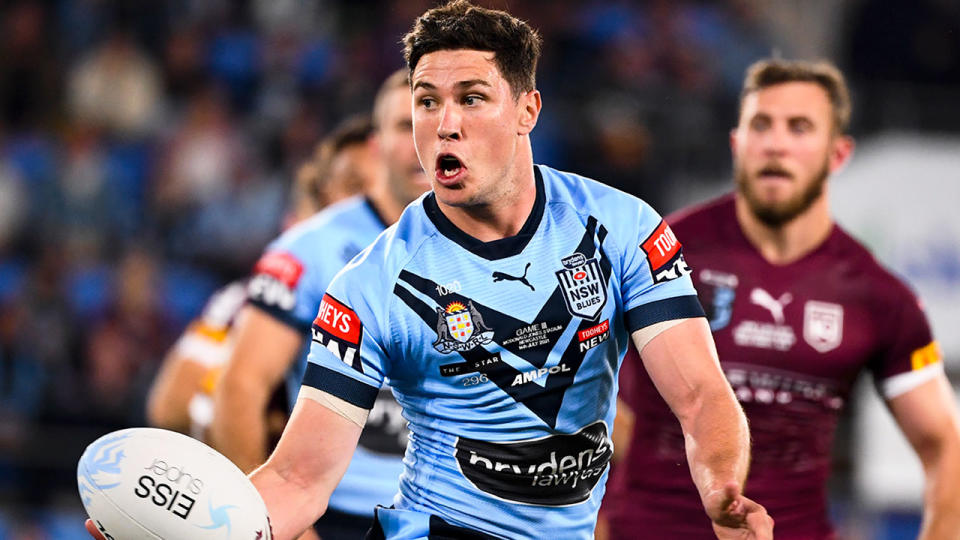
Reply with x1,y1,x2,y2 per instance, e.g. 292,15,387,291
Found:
0,0,958,537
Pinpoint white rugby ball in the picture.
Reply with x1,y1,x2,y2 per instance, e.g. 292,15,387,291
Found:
77,427,272,540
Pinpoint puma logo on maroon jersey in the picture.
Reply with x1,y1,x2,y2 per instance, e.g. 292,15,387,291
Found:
750,287,792,324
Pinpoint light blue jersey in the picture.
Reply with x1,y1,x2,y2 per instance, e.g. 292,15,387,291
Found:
247,195,407,517
305,166,703,539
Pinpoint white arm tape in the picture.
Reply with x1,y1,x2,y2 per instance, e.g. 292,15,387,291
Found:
298,386,370,427
633,318,689,354
881,362,945,400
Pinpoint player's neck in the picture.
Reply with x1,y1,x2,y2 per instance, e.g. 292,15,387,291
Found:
735,192,833,266
366,179,406,225
437,164,537,243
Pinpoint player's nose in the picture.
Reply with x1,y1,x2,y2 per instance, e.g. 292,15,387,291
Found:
437,104,462,140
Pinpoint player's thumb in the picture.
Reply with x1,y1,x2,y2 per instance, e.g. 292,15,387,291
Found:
85,519,107,540
721,482,743,514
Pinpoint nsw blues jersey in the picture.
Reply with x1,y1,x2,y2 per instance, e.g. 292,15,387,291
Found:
304,166,704,539
248,196,408,517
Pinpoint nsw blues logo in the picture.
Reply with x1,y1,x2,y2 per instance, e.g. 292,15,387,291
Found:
556,253,607,321
433,300,494,353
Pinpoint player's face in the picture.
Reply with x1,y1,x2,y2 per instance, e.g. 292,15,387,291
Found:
411,49,535,208
377,85,430,206
732,81,852,227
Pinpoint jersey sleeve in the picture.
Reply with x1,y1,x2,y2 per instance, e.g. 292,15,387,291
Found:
619,198,704,334
871,287,942,400
246,245,325,332
175,281,246,367
300,268,389,411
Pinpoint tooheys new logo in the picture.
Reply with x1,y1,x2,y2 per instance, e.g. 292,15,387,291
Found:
248,251,304,311
312,294,363,372
641,220,691,284
454,421,611,506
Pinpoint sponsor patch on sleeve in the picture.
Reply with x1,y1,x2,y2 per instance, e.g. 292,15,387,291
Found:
910,341,942,371
312,294,364,372
247,251,304,311
641,220,691,284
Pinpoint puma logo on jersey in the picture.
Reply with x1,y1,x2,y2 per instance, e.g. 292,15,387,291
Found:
492,262,535,291
750,287,792,324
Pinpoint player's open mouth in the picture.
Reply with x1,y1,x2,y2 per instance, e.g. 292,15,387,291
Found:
757,165,793,180
436,154,465,184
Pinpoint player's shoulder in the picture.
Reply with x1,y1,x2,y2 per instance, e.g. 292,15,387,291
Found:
830,224,920,302
269,196,370,252
665,193,735,239
538,164,657,221
332,194,435,289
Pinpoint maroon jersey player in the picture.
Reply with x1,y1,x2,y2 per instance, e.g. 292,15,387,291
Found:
600,59,960,540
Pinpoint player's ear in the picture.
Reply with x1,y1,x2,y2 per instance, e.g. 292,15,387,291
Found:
517,90,541,136
729,128,739,158
369,131,382,154
829,134,854,174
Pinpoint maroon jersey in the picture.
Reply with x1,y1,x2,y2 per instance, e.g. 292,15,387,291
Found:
602,195,942,540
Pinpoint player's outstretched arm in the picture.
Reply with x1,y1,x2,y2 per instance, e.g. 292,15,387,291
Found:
210,306,303,472
887,373,960,540
251,393,364,540
634,318,773,539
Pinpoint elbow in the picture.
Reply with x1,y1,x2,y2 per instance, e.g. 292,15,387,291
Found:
917,431,960,480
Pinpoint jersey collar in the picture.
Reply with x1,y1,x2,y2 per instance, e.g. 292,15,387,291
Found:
363,196,391,229
423,166,546,260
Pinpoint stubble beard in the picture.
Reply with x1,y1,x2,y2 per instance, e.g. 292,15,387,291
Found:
735,157,830,228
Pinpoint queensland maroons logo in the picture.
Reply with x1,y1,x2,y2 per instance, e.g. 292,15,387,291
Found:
803,301,843,353
433,301,494,354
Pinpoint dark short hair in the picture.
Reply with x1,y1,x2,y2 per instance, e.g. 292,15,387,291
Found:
402,0,542,98
740,59,852,134
299,114,374,208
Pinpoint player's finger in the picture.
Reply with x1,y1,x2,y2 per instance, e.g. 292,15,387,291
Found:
746,508,774,540
722,482,740,504
720,482,744,517
85,519,107,540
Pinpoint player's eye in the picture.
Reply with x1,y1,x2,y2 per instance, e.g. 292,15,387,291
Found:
789,119,813,134
419,97,437,109
463,95,484,106
750,116,770,131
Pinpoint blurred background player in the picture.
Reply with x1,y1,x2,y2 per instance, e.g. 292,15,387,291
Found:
210,68,429,539
144,116,375,443
600,59,960,540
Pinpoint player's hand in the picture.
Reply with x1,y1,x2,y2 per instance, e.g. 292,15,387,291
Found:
85,519,107,540
705,482,774,540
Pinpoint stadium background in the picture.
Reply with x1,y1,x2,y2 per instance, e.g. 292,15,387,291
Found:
0,0,957,538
